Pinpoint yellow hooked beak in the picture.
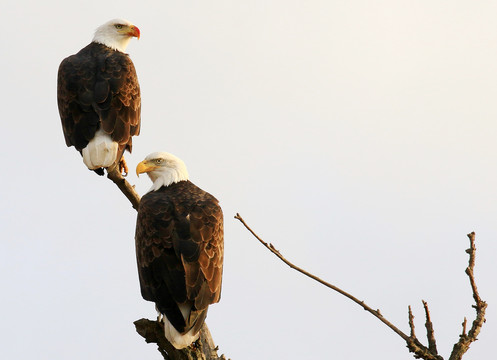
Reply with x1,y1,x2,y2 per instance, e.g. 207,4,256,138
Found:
117,24,141,39
136,160,158,177
128,25,140,39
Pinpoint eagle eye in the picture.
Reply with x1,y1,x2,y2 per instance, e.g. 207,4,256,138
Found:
155,159,164,165
115,24,124,29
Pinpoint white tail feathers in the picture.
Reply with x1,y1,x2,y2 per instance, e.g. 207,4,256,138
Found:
163,319,201,349
82,129,118,170
162,303,200,349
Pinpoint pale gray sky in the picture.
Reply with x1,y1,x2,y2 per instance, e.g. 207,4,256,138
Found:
1,1,496,359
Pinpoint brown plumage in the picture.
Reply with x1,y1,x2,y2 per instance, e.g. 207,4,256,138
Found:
135,179,224,346
57,20,140,175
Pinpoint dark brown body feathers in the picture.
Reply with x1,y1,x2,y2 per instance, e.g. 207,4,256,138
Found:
135,180,224,335
57,42,141,173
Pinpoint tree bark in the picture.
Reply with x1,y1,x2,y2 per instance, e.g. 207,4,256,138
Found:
134,320,226,360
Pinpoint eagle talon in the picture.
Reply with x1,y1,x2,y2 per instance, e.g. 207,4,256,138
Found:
155,306,164,323
119,157,129,177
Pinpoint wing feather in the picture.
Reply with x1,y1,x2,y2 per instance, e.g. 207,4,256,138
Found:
57,42,140,157
135,181,224,334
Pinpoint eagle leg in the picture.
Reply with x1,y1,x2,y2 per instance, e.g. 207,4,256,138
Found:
155,305,164,323
119,156,129,177
157,313,164,323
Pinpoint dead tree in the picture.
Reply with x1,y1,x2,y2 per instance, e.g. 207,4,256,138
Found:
107,166,487,359
234,214,487,360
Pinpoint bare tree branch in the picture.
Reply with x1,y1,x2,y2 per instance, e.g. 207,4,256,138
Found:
104,175,489,360
134,320,226,360
422,300,438,355
235,213,486,360
234,214,410,341
106,165,141,210
406,305,442,360
409,306,416,339
105,167,224,359
448,232,487,360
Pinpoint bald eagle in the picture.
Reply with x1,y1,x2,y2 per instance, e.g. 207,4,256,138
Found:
57,19,141,175
135,152,224,349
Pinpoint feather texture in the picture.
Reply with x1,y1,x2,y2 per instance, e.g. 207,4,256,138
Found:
135,180,224,348
57,38,140,173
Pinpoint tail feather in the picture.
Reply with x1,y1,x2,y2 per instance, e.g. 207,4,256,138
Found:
163,317,201,349
82,129,118,170
161,303,208,349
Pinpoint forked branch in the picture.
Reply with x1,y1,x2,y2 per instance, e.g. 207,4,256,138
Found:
448,232,487,360
235,214,486,360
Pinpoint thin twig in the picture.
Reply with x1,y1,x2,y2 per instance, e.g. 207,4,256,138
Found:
234,213,409,340
422,300,438,355
408,306,416,338
461,318,467,337
235,213,450,360
448,232,487,360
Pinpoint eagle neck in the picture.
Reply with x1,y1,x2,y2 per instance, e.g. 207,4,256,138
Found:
148,171,189,193
91,36,130,53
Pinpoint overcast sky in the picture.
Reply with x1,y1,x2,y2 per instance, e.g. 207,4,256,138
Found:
1,1,496,359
